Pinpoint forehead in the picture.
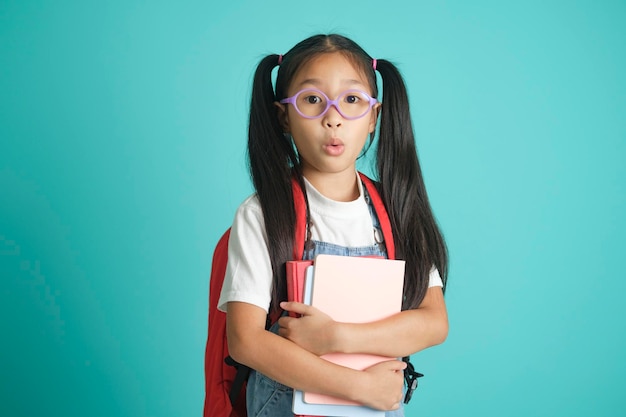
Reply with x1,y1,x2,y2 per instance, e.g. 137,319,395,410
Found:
289,52,370,91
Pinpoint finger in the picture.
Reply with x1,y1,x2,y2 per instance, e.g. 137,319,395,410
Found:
384,359,408,372
280,301,310,315
277,326,289,338
277,316,290,328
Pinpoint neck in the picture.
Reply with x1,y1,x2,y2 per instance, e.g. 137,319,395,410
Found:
303,169,359,202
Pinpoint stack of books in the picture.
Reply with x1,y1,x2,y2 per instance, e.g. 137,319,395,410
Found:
286,254,406,417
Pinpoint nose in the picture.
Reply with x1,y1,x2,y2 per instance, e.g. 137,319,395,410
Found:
323,104,343,128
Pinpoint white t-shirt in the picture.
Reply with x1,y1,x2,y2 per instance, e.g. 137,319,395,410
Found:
218,175,443,313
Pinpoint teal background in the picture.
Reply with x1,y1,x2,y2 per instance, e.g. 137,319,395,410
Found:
1,1,625,416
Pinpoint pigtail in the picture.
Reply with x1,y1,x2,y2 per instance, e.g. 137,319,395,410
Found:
248,54,300,313
375,59,448,309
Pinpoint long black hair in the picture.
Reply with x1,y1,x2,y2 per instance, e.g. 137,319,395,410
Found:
247,34,447,313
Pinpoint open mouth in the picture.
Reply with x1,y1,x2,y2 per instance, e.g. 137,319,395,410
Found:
324,139,345,156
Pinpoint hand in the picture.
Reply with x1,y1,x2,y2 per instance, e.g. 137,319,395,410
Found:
278,301,337,355
359,360,407,411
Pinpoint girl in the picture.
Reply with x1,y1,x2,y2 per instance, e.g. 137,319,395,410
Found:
218,34,448,417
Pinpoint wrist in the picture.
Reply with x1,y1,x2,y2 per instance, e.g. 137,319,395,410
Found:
330,321,350,354
326,321,338,353
345,368,370,404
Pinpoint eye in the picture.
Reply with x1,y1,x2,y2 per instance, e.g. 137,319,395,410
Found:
303,95,322,104
344,94,361,104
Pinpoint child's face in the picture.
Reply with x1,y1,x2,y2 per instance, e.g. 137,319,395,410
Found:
276,52,379,182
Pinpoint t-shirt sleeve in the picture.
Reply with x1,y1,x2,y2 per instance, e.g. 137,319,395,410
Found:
217,197,273,313
428,266,443,288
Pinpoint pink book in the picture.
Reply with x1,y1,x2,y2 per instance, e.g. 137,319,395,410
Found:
304,254,406,406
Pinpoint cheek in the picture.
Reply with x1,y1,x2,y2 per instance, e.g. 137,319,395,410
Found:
290,129,312,151
289,117,318,137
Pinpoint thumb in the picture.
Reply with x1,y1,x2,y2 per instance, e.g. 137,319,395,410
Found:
386,359,408,372
280,301,311,315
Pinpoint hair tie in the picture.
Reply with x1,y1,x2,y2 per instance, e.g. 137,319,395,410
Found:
372,58,377,70
278,54,283,65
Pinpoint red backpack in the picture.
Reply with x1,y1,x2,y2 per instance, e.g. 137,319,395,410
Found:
204,173,399,417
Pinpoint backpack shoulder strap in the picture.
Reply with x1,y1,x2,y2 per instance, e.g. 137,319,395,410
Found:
291,176,308,261
358,172,395,260
358,173,425,405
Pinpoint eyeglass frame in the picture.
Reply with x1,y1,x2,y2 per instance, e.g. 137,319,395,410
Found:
279,88,379,120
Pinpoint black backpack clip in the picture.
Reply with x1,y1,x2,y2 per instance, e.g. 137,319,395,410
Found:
402,357,424,404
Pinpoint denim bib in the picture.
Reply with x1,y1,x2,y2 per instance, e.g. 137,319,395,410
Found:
246,187,405,417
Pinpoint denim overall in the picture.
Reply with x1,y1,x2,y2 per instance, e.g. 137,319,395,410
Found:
246,187,405,417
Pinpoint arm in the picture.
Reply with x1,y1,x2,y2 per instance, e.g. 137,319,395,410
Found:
279,286,448,358
226,301,406,411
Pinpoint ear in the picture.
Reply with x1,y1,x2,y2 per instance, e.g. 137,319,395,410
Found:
274,101,290,132
368,102,381,133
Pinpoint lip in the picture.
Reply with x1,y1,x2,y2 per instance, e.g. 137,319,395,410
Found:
323,138,345,156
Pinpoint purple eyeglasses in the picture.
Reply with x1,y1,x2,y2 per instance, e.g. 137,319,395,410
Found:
280,88,378,120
